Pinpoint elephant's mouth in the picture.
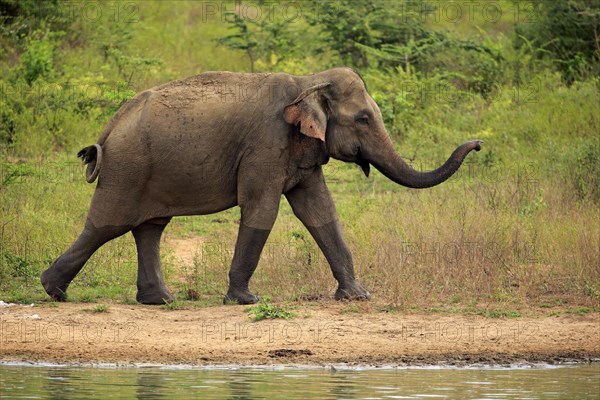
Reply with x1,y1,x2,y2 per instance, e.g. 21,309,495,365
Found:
356,148,370,177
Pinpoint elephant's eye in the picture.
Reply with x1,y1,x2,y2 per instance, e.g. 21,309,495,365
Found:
355,116,369,125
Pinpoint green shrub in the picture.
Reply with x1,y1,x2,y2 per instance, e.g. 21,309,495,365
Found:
2,252,39,279
515,0,600,83
21,32,58,84
246,296,296,321
0,0,70,45
89,304,110,313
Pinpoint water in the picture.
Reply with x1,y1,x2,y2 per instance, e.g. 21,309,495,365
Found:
0,363,598,399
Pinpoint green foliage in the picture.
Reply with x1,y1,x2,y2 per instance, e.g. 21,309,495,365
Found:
246,296,296,321
0,0,69,44
20,31,60,84
310,0,382,68
0,250,45,298
312,0,502,96
176,251,228,301
548,307,593,316
477,309,521,319
343,304,361,313
583,280,600,303
216,11,299,72
88,304,110,313
0,161,35,187
515,0,600,83
0,0,155,155
216,12,258,71
2,251,40,279
519,191,547,217
161,300,186,311
0,75,109,154
99,81,136,116
98,20,163,84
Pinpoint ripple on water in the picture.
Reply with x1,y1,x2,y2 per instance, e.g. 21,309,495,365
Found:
0,363,598,399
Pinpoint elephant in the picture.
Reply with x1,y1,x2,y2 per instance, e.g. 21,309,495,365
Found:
41,67,482,305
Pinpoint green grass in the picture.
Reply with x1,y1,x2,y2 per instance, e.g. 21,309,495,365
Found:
476,309,521,319
161,300,187,311
245,296,296,321
342,304,362,313
85,304,110,313
548,307,594,317
377,305,402,313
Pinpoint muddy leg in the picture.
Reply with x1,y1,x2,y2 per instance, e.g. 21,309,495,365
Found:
132,218,174,305
41,219,130,301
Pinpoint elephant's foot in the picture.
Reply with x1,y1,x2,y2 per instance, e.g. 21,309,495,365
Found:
223,288,259,305
136,286,175,305
41,269,69,302
335,280,371,301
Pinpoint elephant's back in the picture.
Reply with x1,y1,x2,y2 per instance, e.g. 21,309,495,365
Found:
149,71,276,109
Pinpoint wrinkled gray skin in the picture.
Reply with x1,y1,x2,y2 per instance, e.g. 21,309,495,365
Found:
41,68,482,305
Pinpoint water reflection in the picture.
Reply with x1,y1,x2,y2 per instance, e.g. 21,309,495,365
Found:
136,369,166,399
44,368,76,400
0,364,598,399
226,370,253,400
328,372,360,398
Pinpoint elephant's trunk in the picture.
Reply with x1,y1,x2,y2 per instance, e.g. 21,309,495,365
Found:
366,139,483,189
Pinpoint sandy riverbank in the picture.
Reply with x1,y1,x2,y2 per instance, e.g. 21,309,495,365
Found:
1,302,598,367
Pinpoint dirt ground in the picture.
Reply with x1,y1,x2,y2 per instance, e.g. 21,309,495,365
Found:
2,236,598,367
1,301,598,367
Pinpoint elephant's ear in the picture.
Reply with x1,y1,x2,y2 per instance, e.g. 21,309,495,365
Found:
283,83,331,142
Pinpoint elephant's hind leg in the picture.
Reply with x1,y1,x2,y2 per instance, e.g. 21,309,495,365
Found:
132,218,174,305
41,219,131,301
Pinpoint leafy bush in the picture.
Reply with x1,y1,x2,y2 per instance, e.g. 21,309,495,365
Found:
0,0,69,43
21,31,59,84
216,10,309,72
89,304,110,313
246,296,296,321
309,0,382,68
311,0,503,96
2,252,39,279
515,0,600,83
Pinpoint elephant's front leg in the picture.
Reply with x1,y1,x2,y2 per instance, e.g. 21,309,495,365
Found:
224,180,281,305
224,224,271,304
132,218,174,304
305,221,370,300
285,168,371,300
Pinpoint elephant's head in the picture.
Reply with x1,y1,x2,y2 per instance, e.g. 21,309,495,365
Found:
284,68,482,188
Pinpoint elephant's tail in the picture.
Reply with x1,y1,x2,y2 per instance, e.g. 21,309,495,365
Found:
77,144,103,183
